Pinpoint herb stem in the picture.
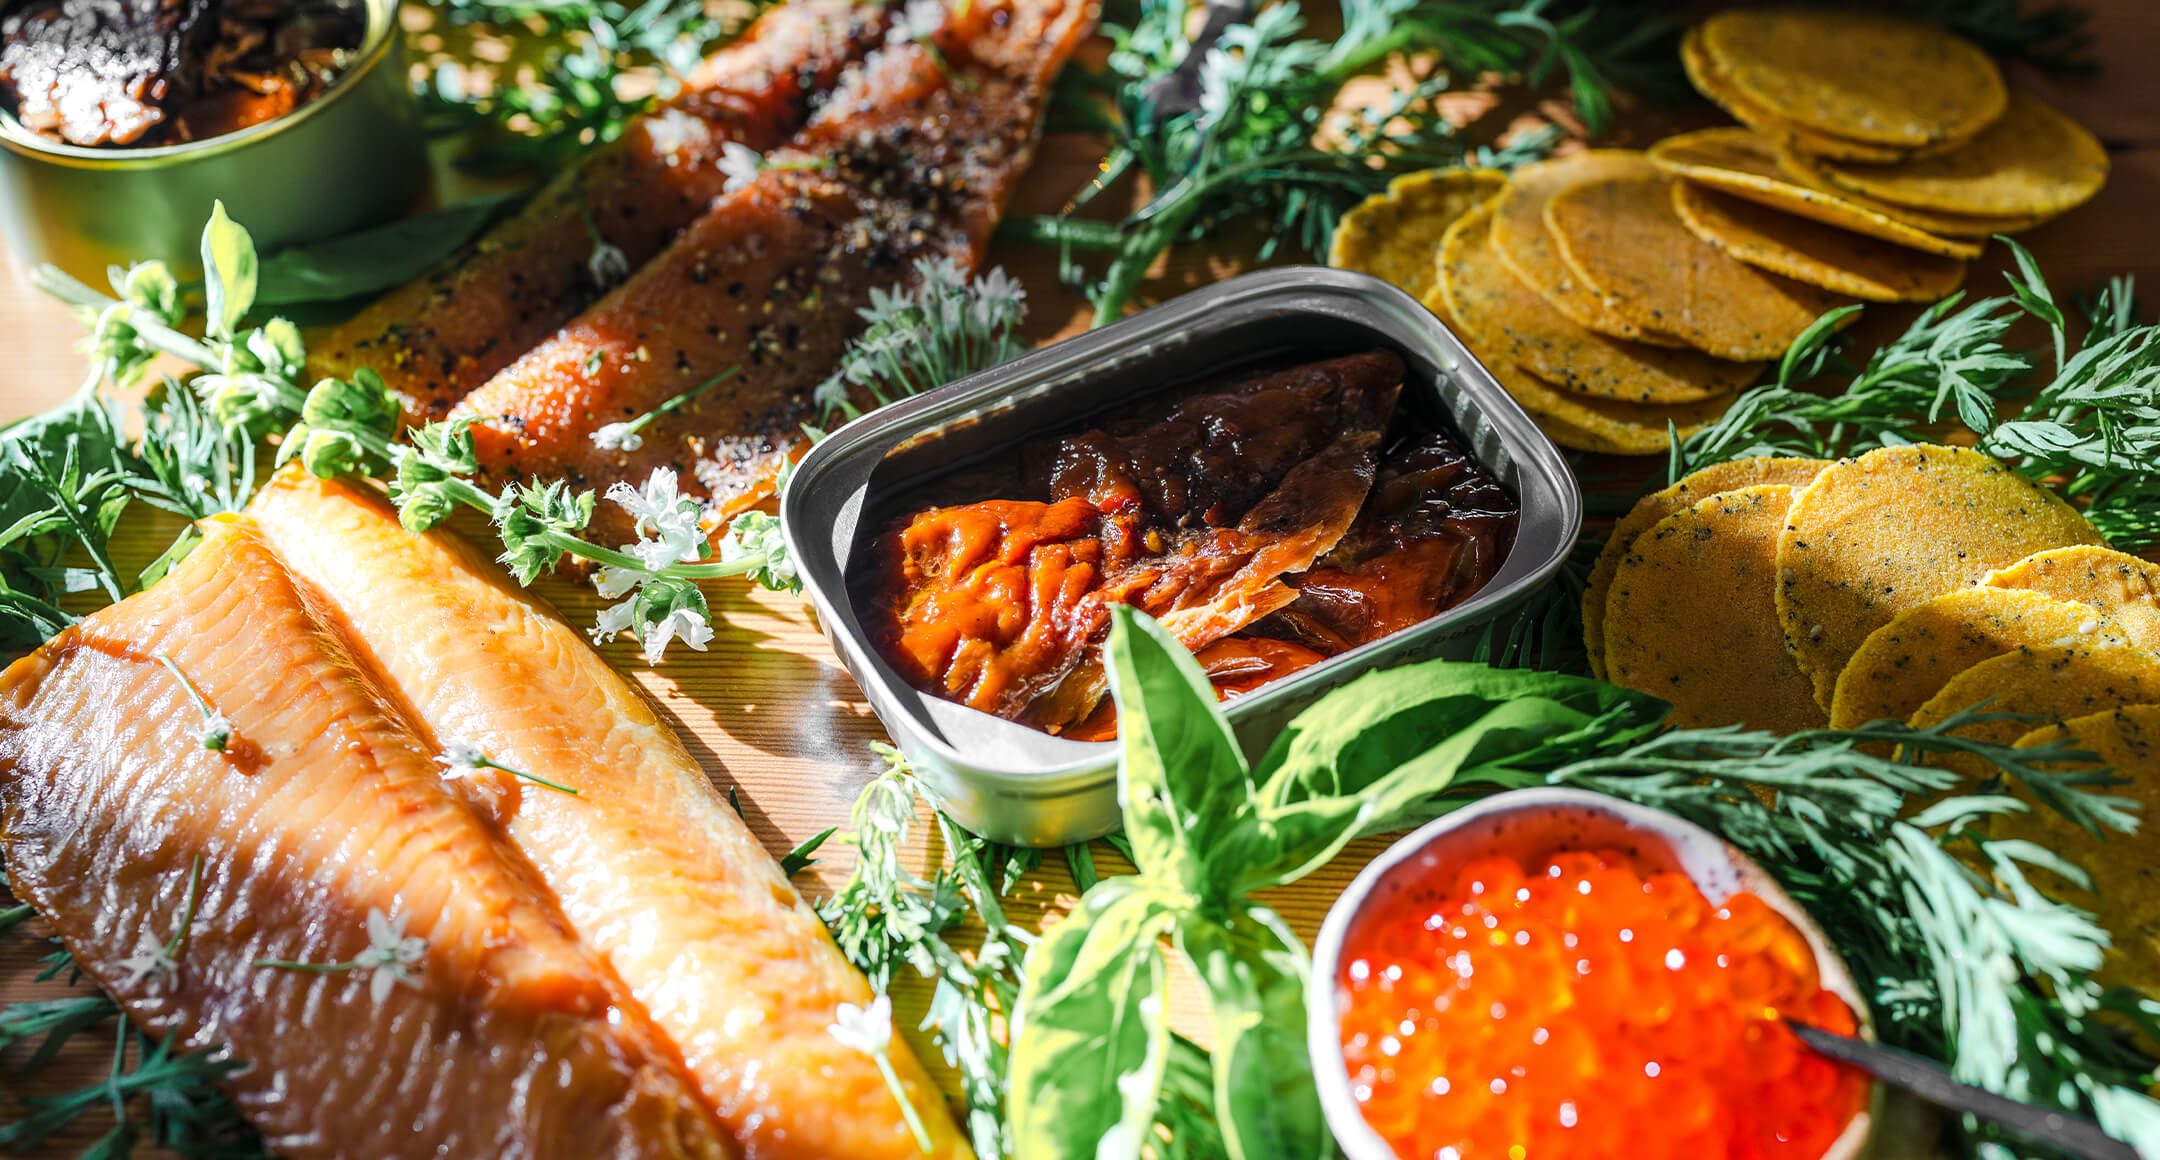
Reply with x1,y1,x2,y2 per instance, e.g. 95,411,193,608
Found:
998,216,1127,251
874,1047,936,1154
24,456,128,602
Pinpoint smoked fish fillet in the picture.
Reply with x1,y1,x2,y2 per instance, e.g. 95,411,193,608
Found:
0,517,735,1160
250,470,971,1160
308,0,891,420
451,0,1096,548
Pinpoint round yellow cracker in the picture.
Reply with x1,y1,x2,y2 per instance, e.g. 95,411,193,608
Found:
1680,27,1917,164
1907,644,2160,782
1774,146,2047,237
1672,180,1966,303
1699,9,2005,150
1582,455,1830,679
1983,545,2160,650
2006,705,2160,1000
1438,203,1755,404
1488,152,1688,348
1546,174,1855,362
1466,338,1733,457
1775,443,2104,710
1426,287,1642,457
1828,587,2131,730
1649,129,1982,260
1604,484,1827,733
1328,167,1509,301
1815,93,2109,220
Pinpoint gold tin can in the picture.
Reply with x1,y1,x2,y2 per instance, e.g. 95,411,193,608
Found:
0,0,426,283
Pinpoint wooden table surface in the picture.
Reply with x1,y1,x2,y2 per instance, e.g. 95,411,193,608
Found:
3,1,2159,1152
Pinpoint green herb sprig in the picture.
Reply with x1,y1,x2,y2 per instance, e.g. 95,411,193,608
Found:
1016,0,1676,323
417,0,736,174
1673,243,2160,550
816,744,1041,1159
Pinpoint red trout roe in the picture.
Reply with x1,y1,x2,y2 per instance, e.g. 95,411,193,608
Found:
1337,848,1867,1160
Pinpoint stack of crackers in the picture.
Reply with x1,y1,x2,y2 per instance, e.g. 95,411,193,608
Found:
1586,444,2160,998
1327,7,2109,458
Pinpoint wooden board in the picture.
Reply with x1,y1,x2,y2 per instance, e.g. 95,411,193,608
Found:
5,3,2160,1151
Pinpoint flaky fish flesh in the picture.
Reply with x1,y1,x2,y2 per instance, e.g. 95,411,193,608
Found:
0,516,735,1160
251,469,972,1160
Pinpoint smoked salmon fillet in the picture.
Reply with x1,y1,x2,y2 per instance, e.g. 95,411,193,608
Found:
308,0,891,420
0,516,735,1160
250,470,971,1160
450,0,1096,549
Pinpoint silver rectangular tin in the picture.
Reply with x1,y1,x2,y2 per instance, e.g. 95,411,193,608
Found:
783,267,1582,847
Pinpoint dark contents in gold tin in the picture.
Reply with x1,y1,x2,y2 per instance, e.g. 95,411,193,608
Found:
857,350,1521,738
0,0,362,148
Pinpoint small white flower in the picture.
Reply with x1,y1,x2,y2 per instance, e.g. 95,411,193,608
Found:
888,0,944,43
353,907,426,1005
608,467,685,531
591,422,643,452
642,107,703,160
972,267,1025,326
593,562,647,600
117,933,177,987
437,738,488,782
719,141,764,194
588,241,631,289
199,711,233,752
590,598,641,644
641,605,714,664
828,993,894,1054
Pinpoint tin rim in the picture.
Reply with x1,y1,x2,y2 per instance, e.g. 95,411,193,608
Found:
784,267,1585,804
0,0,403,169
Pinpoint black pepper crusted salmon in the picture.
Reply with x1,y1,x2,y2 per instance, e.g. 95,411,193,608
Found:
0,515,737,1160
449,0,1096,549
308,0,891,421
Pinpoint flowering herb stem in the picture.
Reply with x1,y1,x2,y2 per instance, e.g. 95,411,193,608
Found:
592,365,740,451
877,1048,936,1154
150,650,232,752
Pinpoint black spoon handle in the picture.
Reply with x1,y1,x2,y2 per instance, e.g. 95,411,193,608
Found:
1789,1023,2139,1160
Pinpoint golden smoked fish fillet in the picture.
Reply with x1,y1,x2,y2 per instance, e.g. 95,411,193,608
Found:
450,0,1095,549
0,517,735,1160
309,0,891,420
250,470,971,1160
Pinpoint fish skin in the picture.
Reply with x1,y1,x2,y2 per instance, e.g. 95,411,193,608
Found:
0,516,736,1160
450,0,1097,550
250,469,972,1160
308,0,892,421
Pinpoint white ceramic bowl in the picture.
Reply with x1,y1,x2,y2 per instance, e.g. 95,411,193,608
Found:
1306,787,1882,1160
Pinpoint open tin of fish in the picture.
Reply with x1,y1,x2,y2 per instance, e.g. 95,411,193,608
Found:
783,267,1583,847
0,0,425,284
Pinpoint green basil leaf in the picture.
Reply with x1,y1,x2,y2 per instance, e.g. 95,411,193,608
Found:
251,193,522,310
1178,903,1327,1160
1237,663,1667,887
1254,662,1662,804
199,202,258,342
1008,877,1182,1160
1103,606,1258,891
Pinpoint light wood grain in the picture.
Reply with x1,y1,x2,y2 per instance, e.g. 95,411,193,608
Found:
4,8,2159,1154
